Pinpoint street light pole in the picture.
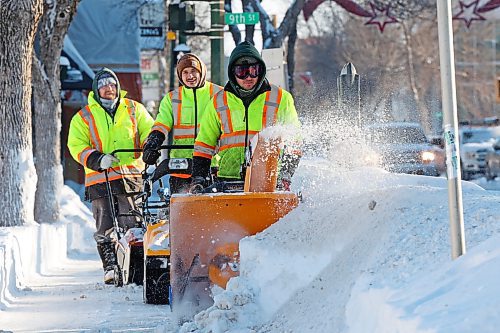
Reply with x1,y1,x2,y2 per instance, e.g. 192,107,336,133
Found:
436,0,466,259
210,0,224,85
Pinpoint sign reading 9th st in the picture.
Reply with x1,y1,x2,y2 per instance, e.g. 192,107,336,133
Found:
225,12,260,25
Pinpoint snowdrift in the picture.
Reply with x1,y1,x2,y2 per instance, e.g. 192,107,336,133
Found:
0,186,96,310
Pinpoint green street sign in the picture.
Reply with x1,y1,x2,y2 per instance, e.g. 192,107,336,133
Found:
225,12,259,25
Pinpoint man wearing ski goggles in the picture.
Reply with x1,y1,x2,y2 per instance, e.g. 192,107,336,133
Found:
233,63,262,79
192,41,302,193
232,62,262,91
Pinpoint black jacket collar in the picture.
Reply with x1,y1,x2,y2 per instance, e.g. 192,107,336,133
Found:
224,79,272,108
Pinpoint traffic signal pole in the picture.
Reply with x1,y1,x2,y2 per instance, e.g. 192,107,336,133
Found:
436,0,466,259
210,0,224,85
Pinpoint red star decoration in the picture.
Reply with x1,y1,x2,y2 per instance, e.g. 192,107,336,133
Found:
365,2,398,33
453,0,485,28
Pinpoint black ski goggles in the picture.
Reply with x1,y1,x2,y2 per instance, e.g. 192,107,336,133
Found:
233,63,262,79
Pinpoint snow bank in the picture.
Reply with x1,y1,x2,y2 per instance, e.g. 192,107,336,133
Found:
0,185,96,310
180,159,500,333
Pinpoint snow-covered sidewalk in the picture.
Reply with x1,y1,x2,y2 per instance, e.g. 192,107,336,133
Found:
0,187,175,332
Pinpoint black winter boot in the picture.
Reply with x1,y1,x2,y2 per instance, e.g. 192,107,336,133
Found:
97,242,118,284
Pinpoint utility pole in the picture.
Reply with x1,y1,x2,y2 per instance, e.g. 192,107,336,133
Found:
436,0,466,259
210,0,224,85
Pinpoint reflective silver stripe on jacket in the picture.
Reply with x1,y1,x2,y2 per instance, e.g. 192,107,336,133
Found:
263,85,282,127
171,87,182,126
171,84,221,141
80,106,102,151
219,133,247,149
173,127,197,138
194,143,216,157
124,99,141,157
151,123,170,136
214,91,231,133
210,82,223,96
79,147,95,166
215,85,282,148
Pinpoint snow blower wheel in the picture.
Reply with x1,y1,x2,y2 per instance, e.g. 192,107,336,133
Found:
113,265,123,287
128,245,145,285
143,256,170,304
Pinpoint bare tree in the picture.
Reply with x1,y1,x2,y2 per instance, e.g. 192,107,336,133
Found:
0,0,44,227
32,0,79,224
298,0,499,129
250,0,306,49
453,22,498,121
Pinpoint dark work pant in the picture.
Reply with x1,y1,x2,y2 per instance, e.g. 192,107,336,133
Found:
91,195,139,243
169,176,192,194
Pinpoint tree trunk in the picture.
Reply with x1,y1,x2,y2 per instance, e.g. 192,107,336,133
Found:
0,0,44,227
402,21,430,130
32,0,78,224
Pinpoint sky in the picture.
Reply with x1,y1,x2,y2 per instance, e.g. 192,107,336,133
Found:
1,155,499,332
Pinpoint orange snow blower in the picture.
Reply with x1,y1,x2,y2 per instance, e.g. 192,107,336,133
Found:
104,146,193,305
169,135,299,310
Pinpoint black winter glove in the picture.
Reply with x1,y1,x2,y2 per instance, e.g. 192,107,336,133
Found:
192,156,212,179
142,131,165,165
143,149,161,165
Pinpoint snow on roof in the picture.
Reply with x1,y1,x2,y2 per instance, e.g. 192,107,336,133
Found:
63,36,95,79
67,0,140,73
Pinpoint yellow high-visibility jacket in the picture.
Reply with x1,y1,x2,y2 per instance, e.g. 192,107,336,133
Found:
151,81,222,159
194,84,301,179
67,90,154,188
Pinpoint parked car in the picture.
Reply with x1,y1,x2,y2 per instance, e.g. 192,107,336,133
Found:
363,122,442,176
486,137,500,180
458,126,500,180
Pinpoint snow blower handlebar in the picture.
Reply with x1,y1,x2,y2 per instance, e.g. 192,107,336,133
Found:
108,145,194,156
103,146,195,223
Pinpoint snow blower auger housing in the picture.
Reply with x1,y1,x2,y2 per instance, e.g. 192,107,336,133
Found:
169,135,299,310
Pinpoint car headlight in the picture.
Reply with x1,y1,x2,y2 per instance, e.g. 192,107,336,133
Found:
364,151,381,166
422,151,435,163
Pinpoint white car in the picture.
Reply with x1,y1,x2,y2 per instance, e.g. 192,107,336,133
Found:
458,126,500,180
363,122,441,176
485,138,500,180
